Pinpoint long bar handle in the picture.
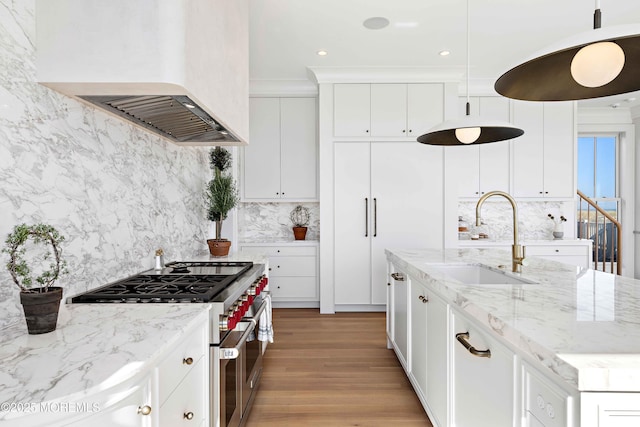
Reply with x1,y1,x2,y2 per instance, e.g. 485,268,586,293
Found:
373,198,377,237
455,332,491,358
365,198,369,237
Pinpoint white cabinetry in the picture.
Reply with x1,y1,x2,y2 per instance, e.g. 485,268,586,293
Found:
158,323,208,426
445,97,511,197
524,362,574,427
581,393,640,427
240,244,318,304
388,267,409,369
526,243,592,269
244,97,317,200
451,307,516,427
334,142,443,306
334,83,444,138
409,279,449,427
512,101,575,198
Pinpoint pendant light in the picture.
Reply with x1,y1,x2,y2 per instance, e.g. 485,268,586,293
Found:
418,0,524,146
495,0,640,101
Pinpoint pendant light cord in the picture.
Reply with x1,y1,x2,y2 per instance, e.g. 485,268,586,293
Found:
594,0,601,29
465,0,470,115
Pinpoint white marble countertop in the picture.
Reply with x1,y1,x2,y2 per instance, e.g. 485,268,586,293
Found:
238,239,319,245
386,248,640,392
0,303,210,422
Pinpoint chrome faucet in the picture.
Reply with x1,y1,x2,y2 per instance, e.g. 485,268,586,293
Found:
475,191,526,273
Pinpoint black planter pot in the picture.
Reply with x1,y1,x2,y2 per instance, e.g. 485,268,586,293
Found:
19,287,63,335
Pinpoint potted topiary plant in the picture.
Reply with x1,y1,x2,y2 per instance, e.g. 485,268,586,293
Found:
206,147,239,257
289,205,310,240
3,223,68,334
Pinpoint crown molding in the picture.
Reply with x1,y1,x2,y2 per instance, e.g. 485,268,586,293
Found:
307,66,464,84
250,80,318,97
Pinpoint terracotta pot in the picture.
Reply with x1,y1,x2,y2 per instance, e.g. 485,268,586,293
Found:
19,287,63,335
207,239,232,257
293,227,307,240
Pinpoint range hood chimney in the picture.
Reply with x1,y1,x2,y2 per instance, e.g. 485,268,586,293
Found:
36,0,249,146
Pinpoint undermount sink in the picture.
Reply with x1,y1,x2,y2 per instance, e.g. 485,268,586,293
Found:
426,264,536,285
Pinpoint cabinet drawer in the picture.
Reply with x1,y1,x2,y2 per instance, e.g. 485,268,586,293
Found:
270,277,318,300
158,324,207,405
159,357,206,427
524,363,570,427
268,256,316,276
241,245,317,257
526,245,587,257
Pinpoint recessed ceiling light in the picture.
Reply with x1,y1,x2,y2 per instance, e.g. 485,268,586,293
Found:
317,50,328,56
394,22,418,28
439,50,450,56
363,17,389,30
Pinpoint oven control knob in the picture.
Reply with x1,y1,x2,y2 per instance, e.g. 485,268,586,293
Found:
219,315,230,331
247,285,257,296
228,316,237,331
248,295,255,305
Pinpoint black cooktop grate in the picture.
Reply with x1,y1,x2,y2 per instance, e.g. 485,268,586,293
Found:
71,261,253,303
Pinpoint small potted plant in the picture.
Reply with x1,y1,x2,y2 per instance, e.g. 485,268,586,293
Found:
289,205,310,240
547,213,567,240
206,147,239,256
3,223,68,334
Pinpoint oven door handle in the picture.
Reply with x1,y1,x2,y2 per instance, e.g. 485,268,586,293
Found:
220,321,256,360
249,295,269,325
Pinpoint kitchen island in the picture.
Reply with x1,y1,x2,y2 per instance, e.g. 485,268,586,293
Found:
386,248,640,427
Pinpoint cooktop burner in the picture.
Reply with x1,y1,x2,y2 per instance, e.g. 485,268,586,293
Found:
71,261,253,303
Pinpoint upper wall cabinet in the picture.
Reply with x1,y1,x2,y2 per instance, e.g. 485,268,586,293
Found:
445,97,511,198
333,83,444,138
512,101,575,198
243,98,317,201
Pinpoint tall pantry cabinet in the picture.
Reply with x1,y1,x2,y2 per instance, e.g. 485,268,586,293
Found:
334,142,444,306
315,77,452,312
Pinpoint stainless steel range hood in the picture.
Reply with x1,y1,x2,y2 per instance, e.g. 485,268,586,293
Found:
35,0,249,146
80,95,239,144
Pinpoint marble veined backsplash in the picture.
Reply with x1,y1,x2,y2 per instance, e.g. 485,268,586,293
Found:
238,202,320,242
0,0,210,329
458,200,576,241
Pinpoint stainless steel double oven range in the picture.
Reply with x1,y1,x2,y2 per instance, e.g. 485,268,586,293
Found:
71,260,270,427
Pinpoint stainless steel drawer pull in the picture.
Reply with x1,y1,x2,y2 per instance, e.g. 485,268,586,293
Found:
390,272,405,281
456,332,491,358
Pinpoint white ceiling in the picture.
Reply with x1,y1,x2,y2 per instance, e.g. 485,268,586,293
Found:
249,0,640,108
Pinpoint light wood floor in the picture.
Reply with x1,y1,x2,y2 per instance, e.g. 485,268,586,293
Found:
244,309,433,427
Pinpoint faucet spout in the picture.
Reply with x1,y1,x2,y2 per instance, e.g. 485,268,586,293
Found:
475,191,526,273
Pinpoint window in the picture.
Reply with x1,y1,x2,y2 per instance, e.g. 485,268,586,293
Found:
577,135,618,217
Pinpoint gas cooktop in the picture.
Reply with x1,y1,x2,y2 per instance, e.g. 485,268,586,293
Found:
70,261,253,304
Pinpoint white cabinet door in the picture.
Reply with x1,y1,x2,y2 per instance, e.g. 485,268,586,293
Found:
335,142,443,306
371,84,407,137
245,98,281,199
452,309,516,427
334,84,371,136
426,290,449,427
392,270,409,369
410,280,428,397
407,83,444,138
370,142,444,304
478,97,511,194
543,102,574,198
334,143,371,304
280,98,317,199
512,101,544,198
581,392,640,427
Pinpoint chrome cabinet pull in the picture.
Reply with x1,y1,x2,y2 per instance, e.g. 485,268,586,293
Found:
390,272,405,281
456,332,491,358
365,198,369,237
373,198,377,237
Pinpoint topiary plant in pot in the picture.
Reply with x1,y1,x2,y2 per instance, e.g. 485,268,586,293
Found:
289,205,310,240
206,147,239,257
3,223,68,334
